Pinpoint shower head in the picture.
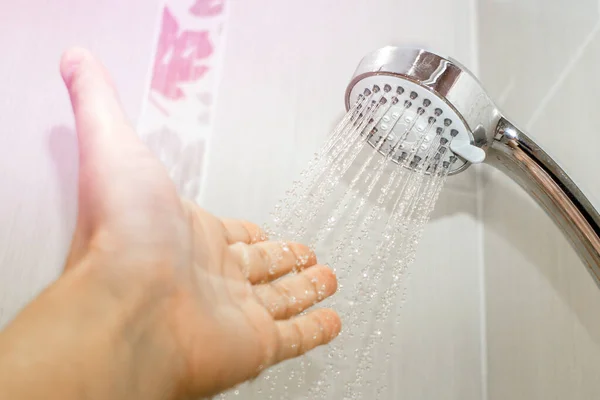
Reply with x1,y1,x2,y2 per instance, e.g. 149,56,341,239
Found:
343,46,600,289
345,46,497,175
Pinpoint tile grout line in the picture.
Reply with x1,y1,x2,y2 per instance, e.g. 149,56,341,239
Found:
526,20,600,131
475,165,488,400
468,0,488,397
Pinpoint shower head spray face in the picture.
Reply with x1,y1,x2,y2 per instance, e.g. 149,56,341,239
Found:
345,46,500,175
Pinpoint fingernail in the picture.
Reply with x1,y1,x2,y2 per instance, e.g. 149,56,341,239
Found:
61,61,80,86
60,47,90,87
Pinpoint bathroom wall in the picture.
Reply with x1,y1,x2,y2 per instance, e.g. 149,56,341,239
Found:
201,0,485,398
478,0,600,398
0,1,552,399
0,0,165,326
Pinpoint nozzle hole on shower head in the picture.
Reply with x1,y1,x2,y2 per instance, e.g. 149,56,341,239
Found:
347,74,484,174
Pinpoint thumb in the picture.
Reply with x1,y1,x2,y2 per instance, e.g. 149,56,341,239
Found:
60,48,181,268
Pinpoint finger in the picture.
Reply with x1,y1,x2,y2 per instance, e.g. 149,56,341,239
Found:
61,47,126,132
60,47,149,174
272,309,341,364
254,264,337,319
222,219,267,244
230,241,317,283
60,48,180,267
60,47,174,203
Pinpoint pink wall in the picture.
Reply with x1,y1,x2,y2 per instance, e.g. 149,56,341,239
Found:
0,0,230,326
0,0,165,326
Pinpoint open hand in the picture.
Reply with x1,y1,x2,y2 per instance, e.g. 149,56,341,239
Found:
0,48,341,400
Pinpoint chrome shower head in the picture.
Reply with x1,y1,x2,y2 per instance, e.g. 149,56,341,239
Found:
343,46,600,289
344,46,498,175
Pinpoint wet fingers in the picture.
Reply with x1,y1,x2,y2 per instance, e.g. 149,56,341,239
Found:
230,241,317,283
222,219,267,244
272,309,341,364
253,264,337,319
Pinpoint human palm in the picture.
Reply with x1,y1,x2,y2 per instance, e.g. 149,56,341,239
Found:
152,202,338,397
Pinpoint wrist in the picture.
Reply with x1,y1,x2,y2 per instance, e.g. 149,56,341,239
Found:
0,264,182,400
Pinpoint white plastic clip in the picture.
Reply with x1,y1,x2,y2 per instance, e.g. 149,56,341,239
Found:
449,139,486,164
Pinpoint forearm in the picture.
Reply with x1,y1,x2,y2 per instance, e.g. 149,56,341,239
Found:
0,269,179,400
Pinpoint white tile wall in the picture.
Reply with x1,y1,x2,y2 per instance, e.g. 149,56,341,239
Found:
202,1,484,398
479,0,600,398
202,0,480,223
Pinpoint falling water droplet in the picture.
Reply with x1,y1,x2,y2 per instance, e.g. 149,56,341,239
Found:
260,94,451,400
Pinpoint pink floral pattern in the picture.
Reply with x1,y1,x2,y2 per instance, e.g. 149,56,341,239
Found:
189,0,224,16
137,0,227,201
151,7,213,102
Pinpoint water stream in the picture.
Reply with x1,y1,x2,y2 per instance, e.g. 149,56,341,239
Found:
220,85,456,399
